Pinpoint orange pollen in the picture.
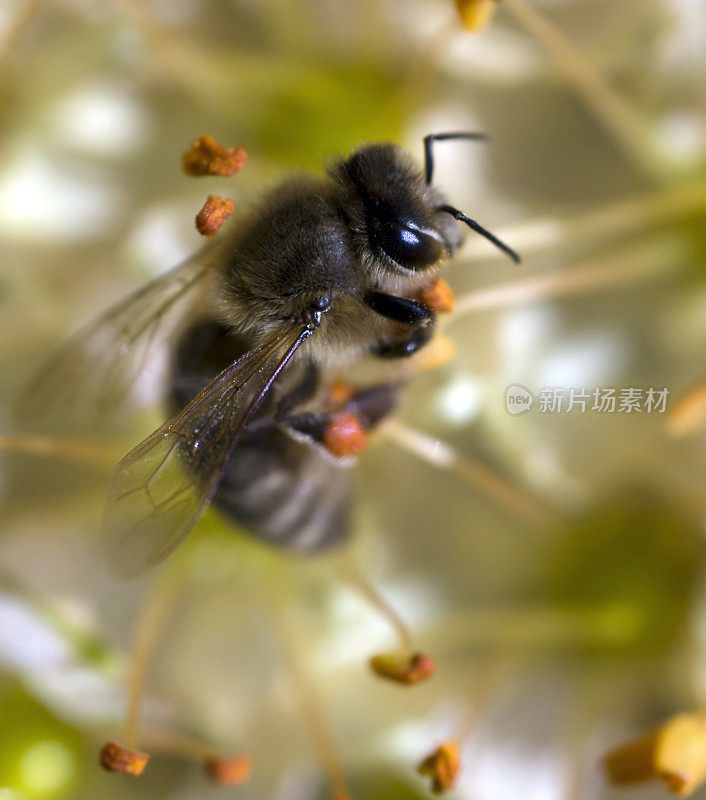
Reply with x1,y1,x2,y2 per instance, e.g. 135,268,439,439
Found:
323,411,367,457
419,278,455,313
328,379,356,407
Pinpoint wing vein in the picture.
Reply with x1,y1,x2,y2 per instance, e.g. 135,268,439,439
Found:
101,320,320,579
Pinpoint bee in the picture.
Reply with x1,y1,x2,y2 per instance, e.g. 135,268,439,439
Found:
19,133,519,579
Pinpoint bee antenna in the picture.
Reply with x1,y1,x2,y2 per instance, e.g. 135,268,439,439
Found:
437,204,520,264
423,132,487,184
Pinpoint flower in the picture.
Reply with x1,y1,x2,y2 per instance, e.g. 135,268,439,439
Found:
1,0,706,798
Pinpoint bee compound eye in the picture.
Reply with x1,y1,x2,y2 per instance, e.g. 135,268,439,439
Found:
374,220,443,271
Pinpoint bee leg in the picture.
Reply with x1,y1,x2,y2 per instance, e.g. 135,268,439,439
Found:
284,381,402,458
283,410,365,458
372,326,434,359
363,291,434,326
274,362,319,420
363,290,436,360
345,382,402,428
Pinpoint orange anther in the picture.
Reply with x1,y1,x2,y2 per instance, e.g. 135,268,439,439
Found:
195,195,235,236
99,741,149,776
369,651,435,685
604,713,706,797
417,740,461,793
204,755,252,785
454,0,499,32
182,135,247,177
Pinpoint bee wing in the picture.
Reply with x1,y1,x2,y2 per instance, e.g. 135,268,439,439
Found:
16,247,219,425
101,322,316,579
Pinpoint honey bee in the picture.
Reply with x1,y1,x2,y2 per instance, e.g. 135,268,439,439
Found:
19,133,519,578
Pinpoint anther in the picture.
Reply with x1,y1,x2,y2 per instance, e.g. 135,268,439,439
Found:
99,741,149,776
417,741,461,793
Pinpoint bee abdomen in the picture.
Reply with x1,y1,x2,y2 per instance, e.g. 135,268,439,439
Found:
212,424,351,551
170,319,352,552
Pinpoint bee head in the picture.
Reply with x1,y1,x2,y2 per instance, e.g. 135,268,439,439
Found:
329,143,462,276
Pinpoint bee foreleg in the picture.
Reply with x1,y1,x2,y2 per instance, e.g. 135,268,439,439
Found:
363,290,436,360
372,326,435,359
363,291,434,326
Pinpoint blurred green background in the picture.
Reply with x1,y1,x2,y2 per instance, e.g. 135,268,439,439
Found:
1,0,706,798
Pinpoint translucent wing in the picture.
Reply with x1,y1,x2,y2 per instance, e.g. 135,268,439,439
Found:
17,246,220,424
101,322,317,579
